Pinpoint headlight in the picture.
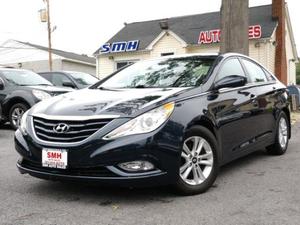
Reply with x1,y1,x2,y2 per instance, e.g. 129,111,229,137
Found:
20,110,29,135
103,102,175,140
32,90,51,100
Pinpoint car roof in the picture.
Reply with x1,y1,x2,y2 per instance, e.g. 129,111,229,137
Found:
0,68,33,72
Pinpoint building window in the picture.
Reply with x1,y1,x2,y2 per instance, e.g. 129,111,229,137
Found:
116,61,135,70
161,52,174,57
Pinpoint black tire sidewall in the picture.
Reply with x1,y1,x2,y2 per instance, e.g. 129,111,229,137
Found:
175,126,219,195
9,103,29,130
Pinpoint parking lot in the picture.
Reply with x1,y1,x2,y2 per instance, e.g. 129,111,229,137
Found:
0,122,300,225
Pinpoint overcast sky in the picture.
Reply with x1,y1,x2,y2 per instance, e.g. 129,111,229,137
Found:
0,0,299,56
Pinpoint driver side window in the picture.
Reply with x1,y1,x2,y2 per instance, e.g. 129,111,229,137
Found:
216,58,246,82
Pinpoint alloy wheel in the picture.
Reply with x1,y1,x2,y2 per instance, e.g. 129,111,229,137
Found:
180,136,214,185
278,117,288,149
11,107,25,128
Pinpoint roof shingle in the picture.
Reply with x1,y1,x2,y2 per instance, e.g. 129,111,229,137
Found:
94,4,277,54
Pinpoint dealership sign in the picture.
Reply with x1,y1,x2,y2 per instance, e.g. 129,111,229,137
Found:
100,40,139,53
198,25,262,44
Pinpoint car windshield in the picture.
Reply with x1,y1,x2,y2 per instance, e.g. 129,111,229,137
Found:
99,57,215,88
1,70,52,86
68,72,99,86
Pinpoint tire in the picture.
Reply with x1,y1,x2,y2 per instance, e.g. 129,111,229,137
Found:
174,126,219,195
266,112,290,155
9,103,29,130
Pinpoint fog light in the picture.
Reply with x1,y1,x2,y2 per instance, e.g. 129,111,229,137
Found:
118,161,155,172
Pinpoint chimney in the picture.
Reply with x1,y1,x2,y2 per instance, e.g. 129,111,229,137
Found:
272,0,287,84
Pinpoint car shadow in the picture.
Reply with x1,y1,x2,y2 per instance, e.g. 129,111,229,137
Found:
0,123,13,130
27,150,270,203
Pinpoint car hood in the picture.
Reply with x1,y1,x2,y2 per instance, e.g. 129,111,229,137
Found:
25,85,72,93
30,87,188,117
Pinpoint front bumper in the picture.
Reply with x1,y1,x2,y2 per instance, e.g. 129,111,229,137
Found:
16,159,168,187
14,120,183,187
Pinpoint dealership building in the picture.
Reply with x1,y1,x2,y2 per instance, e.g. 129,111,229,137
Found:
94,1,298,85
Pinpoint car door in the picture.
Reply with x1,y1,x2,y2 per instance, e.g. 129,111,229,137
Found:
206,57,260,163
240,58,278,144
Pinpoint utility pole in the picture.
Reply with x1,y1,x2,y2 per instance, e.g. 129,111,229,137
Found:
45,0,53,71
220,0,249,55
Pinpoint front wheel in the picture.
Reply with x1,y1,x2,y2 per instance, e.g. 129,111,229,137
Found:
9,103,29,130
266,112,290,155
175,126,219,195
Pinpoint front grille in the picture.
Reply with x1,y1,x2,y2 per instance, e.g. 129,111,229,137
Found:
33,116,113,143
22,159,118,177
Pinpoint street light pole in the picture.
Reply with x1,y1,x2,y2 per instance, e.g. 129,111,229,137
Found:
45,0,53,71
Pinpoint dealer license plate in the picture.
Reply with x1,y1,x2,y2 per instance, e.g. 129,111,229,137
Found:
42,149,68,169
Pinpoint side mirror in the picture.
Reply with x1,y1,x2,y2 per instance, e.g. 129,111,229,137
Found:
0,78,4,90
214,75,247,90
62,81,76,89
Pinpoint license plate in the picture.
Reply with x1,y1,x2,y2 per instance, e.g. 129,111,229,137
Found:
42,149,68,169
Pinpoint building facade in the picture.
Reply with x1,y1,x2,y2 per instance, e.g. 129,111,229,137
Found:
0,40,96,75
94,2,298,85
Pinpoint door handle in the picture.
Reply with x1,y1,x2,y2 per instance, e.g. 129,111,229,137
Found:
250,94,256,99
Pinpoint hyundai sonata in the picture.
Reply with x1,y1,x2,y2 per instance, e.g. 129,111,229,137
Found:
15,53,291,195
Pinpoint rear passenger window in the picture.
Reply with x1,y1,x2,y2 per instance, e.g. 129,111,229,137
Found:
52,73,73,86
216,58,246,82
241,59,268,83
263,69,276,81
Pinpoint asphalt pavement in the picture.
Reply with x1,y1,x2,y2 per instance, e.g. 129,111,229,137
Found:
0,122,300,225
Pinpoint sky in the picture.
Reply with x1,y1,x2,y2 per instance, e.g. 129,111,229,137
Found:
0,0,299,56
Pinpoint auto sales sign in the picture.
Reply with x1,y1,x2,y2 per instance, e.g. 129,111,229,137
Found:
198,25,262,44
100,40,139,53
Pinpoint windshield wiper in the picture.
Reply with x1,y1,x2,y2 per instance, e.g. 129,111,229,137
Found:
35,84,52,86
97,86,121,91
134,85,147,88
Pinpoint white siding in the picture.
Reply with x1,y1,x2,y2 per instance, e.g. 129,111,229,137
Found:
97,51,150,79
7,59,62,73
150,32,187,57
248,39,276,74
62,60,96,75
285,20,297,84
186,44,220,54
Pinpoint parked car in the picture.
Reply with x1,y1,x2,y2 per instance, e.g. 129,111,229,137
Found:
287,85,300,108
15,53,291,195
0,68,71,129
39,71,99,89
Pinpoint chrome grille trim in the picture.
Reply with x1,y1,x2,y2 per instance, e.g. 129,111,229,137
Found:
32,115,115,143
34,125,99,134
36,132,90,141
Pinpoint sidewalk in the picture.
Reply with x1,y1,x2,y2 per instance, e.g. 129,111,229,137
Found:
291,112,300,125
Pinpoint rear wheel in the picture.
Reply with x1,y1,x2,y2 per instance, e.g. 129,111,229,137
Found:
9,103,29,130
266,112,289,155
175,126,219,195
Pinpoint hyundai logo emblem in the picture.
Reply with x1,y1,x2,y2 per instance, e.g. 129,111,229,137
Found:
53,123,70,133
